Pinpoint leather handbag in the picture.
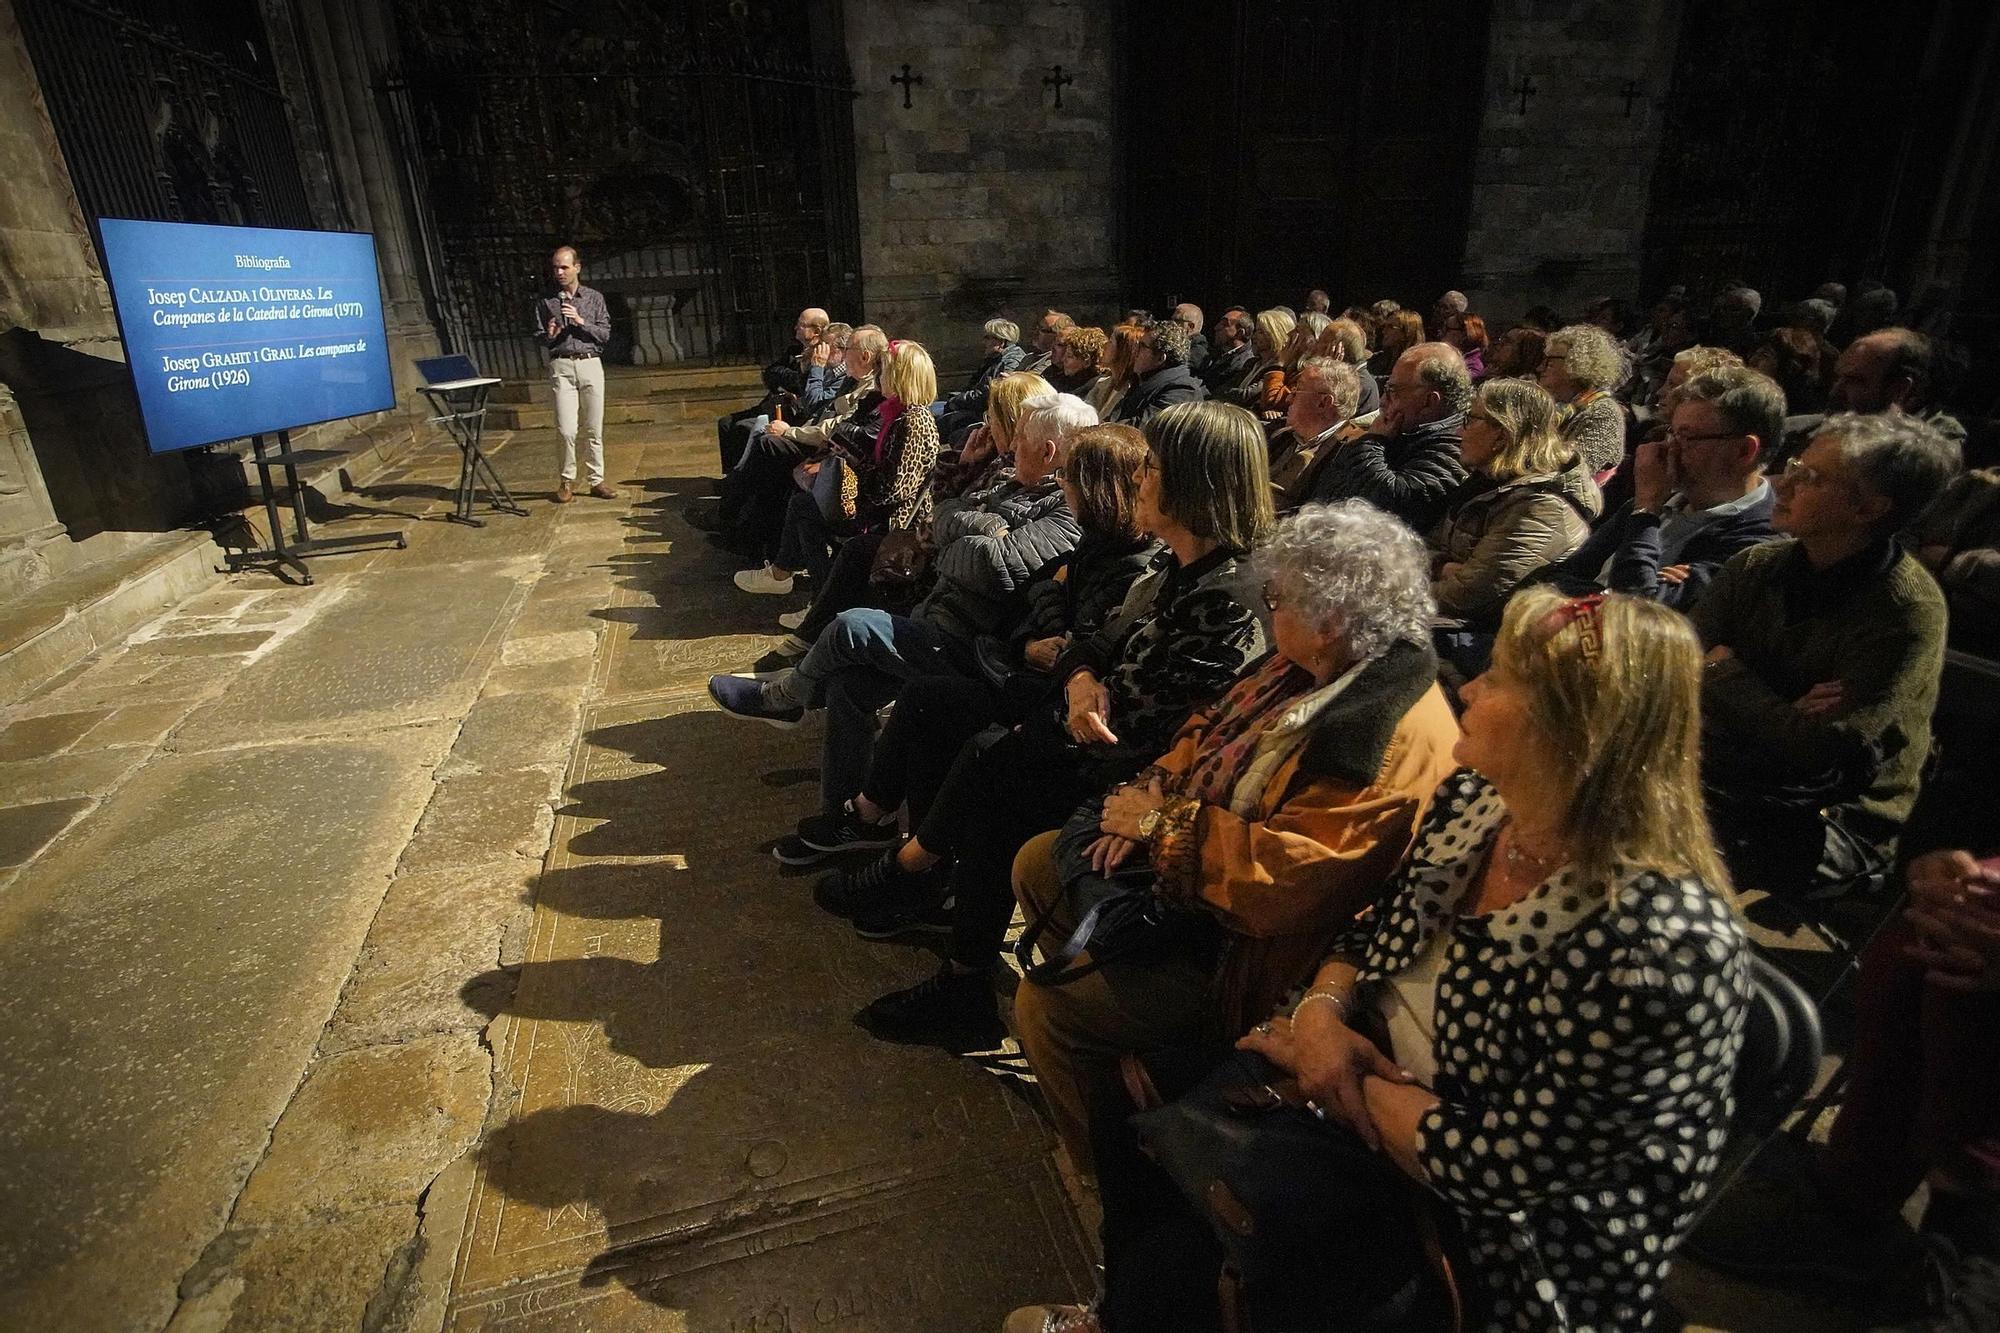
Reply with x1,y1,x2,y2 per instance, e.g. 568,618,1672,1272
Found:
1131,1049,1466,1331
1013,795,1210,985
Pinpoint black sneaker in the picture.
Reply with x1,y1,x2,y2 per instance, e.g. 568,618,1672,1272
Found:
796,802,900,855
772,833,825,866
812,849,937,919
851,889,953,941
859,963,1004,1047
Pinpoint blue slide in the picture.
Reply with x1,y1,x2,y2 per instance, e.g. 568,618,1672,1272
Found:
99,219,396,453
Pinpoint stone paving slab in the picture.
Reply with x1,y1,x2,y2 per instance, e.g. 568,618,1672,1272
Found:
439,694,1091,1331
0,734,447,1332
170,564,532,751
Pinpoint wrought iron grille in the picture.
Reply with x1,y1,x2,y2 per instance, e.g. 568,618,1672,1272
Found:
15,0,315,233
383,0,862,380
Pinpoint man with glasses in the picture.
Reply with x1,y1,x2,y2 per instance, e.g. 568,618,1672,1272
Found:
1538,366,1780,609
1306,341,1469,534
1692,410,1961,897
1268,358,1363,510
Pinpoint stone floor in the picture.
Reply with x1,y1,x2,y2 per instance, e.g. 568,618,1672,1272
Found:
0,418,1872,1332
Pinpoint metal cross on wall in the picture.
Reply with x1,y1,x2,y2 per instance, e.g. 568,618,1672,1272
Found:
1043,64,1073,109
1512,74,1537,115
1620,80,1644,117
890,63,924,109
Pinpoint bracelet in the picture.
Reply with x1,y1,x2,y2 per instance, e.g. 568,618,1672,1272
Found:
1291,987,1351,1024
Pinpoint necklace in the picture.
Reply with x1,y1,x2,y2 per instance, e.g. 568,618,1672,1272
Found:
1501,822,1561,873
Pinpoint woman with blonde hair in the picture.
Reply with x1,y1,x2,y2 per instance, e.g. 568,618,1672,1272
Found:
1429,376,1600,633
1541,323,1634,474
1225,307,1297,415
933,368,1052,503
1247,311,1333,425
740,339,942,596
1086,323,1150,421
1019,589,1748,1333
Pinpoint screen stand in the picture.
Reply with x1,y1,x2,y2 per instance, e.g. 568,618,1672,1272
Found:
419,381,525,526
227,430,408,585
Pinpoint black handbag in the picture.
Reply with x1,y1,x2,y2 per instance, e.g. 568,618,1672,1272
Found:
1131,1050,1466,1331
1013,795,1211,985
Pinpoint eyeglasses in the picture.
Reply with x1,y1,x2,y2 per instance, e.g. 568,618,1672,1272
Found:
1778,457,1834,488
1666,426,1743,446
1140,454,1158,477
1464,410,1497,426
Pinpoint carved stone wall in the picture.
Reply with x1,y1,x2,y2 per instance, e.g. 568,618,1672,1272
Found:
1458,0,1684,323
843,0,1121,370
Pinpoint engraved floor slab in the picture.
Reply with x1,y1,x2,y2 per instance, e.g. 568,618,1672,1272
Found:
445,696,1093,1330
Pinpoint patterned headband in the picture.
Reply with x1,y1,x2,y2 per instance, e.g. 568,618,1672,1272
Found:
1541,592,1607,662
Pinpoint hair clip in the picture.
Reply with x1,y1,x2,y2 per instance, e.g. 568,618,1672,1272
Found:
1542,592,1606,661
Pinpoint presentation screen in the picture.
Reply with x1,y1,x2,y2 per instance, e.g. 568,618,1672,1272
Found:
98,218,396,453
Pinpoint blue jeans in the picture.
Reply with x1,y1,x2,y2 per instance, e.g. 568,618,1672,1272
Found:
783,609,961,812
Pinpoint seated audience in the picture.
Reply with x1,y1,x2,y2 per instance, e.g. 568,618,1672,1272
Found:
934,318,1028,441
1540,364,1780,610
1306,341,1470,535
821,402,1275,1046
1483,324,1547,381
1111,321,1206,428
1010,589,1748,1333
1709,285,1764,356
1913,466,2000,657
1309,316,1381,418
1428,378,1599,673
1197,307,1258,399
1540,323,1633,475
1085,322,1147,421
710,396,1097,811
716,305,828,472
1695,412,1961,895
1368,308,1425,384
1748,326,1832,415
1246,312,1330,426
1440,310,1489,379
774,425,1158,868
1266,358,1363,510
1430,288,1469,339
1173,303,1209,372
1047,325,1107,396
738,339,941,595
1022,310,1075,375
1009,501,1459,1180
706,324,881,561
1224,308,1295,411
931,369,1053,507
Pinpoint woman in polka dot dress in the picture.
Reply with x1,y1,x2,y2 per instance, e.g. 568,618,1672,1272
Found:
1239,588,1751,1330
1012,590,1750,1333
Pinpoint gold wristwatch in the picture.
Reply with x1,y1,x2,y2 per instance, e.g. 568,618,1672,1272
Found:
1137,807,1163,842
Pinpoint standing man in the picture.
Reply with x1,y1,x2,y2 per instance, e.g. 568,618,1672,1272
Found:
537,246,616,502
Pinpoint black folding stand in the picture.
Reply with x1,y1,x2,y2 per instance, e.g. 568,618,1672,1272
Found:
227,430,407,584
418,376,525,526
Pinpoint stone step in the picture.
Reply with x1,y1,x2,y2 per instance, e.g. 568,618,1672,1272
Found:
0,530,225,708
489,362,766,405
485,383,762,432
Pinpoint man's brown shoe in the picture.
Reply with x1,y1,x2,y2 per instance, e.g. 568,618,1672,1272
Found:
554,481,573,503
589,483,619,499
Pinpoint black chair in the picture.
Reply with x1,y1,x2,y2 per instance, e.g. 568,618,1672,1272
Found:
1721,953,1825,1168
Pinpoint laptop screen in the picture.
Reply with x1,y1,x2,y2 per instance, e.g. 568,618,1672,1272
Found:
415,354,483,385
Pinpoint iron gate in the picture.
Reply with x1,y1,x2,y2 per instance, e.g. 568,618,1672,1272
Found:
15,0,315,233
383,0,862,380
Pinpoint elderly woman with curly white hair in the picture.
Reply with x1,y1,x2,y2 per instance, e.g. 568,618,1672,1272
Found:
1007,500,1463,1186
1540,323,1634,475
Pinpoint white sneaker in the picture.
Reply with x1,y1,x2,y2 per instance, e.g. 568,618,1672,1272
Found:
734,564,796,595
777,608,810,631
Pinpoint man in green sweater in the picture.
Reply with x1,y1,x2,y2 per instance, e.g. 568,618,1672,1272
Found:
1694,411,1961,896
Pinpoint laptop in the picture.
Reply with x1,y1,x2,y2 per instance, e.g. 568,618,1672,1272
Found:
415,353,486,385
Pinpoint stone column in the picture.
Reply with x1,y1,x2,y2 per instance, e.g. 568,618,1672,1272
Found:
288,0,441,392
0,385,68,591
